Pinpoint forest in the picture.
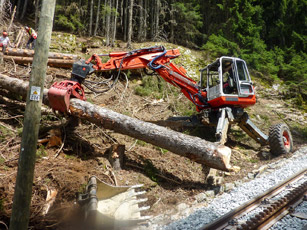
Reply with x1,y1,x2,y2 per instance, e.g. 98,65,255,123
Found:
4,0,307,107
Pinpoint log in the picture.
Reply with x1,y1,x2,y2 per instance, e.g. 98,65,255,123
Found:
3,55,75,68
0,74,232,171
4,48,78,60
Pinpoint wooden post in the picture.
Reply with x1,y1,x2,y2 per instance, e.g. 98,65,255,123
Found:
9,1,56,230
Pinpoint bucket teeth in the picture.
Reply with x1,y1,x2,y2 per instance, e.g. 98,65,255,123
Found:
78,176,151,229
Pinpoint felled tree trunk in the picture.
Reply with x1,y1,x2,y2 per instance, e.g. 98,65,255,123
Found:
0,74,232,171
4,56,75,68
5,48,78,59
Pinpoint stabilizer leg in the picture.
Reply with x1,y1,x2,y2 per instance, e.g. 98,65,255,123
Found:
215,108,230,145
238,112,268,145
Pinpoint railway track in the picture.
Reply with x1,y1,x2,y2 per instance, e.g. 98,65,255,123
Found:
200,168,307,230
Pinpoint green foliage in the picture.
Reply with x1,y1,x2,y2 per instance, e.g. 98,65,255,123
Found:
134,76,168,99
136,140,147,147
202,34,239,57
54,3,85,33
36,145,47,159
144,159,158,182
0,156,4,165
171,2,204,47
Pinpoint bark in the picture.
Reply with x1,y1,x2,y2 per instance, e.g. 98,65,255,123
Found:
0,74,232,172
5,48,78,59
137,0,144,41
4,56,75,68
123,0,128,41
35,0,40,29
89,0,94,35
170,0,174,43
16,0,21,18
20,0,28,19
126,0,134,48
143,0,147,40
9,0,56,229
8,6,16,33
94,0,101,36
153,0,160,40
105,0,111,46
111,0,118,47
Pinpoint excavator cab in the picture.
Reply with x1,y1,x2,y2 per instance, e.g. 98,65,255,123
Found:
200,57,256,109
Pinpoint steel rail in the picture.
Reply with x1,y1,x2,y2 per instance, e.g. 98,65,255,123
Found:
200,168,307,230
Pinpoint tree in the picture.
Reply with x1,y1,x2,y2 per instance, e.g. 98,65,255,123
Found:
9,0,56,229
94,0,101,36
111,0,118,46
105,0,111,45
127,0,133,48
89,0,93,35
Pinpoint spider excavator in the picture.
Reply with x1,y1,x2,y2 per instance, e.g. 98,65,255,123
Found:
48,45,293,156
48,45,293,227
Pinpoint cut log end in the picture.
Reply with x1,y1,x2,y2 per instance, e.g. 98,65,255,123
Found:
215,145,232,171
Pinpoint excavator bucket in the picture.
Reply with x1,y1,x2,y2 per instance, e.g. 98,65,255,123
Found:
77,176,150,230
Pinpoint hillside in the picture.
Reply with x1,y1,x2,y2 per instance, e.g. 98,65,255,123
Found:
0,33,306,229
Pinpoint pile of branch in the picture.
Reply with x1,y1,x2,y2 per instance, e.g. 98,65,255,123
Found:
0,74,233,172
3,48,78,68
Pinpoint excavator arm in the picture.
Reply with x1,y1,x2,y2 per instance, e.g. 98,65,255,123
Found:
48,46,208,113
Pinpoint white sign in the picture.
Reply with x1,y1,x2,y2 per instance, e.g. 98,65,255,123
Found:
30,86,41,101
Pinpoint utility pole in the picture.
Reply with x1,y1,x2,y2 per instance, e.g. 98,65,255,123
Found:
9,1,56,230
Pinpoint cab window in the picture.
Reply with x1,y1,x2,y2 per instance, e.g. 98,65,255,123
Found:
236,60,249,81
208,70,219,88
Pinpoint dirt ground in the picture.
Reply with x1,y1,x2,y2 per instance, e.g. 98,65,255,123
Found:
0,40,306,230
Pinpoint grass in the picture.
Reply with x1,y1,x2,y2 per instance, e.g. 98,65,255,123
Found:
144,159,159,182
136,140,148,147
0,157,4,165
134,75,168,99
36,145,47,158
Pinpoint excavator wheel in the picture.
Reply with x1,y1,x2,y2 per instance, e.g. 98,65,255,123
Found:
268,123,293,156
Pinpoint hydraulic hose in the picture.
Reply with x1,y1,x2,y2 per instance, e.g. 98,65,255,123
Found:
148,48,167,70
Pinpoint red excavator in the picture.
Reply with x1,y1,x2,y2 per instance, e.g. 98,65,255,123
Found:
48,45,293,156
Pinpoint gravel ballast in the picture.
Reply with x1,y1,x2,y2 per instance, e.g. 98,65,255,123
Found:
144,146,307,230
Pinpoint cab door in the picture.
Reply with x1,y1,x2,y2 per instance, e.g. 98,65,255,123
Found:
234,59,255,97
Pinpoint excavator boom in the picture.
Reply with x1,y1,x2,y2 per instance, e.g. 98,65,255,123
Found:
48,46,208,113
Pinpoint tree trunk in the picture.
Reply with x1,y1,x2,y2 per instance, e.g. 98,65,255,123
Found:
16,0,22,18
150,0,154,40
20,0,28,20
9,1,56,229
89,0,94,36
0,74,232,172
126,0,134,48
94,0,101,36
170,0,174,43
123,0,128,41
5,48,78,59
105,0,111,46
34,0,40,30
137,0,143,41
111,0,118,47
4,56,75,68
153,0,160,40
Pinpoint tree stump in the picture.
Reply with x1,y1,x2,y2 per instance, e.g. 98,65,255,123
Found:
105,144,125,170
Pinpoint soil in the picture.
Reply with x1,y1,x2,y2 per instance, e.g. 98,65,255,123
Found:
0,36,306,230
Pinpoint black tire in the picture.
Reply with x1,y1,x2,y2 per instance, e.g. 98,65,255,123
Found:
269,123,293,156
